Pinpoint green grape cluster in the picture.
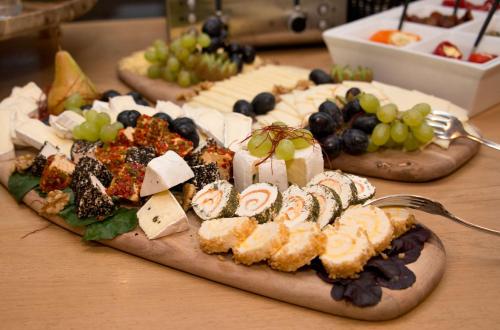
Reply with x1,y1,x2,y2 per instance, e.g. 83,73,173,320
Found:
144,33,237,87
359,94,434,152
72,109,124,143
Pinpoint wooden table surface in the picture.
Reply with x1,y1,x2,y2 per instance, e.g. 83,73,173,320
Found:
0,18,499,329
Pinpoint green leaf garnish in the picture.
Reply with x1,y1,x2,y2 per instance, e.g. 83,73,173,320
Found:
83,208,138,241
59,205,102,227
8,172,40,202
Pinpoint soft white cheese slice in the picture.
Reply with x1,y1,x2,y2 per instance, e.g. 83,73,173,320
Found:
137,190,189,239
184,105,225,145
109,95,137,113
92,100,110,112
49,111,85,139
223,112,252,151
140,151,194,197
257,159,289,192
286,144,324,187
0,111,15,161
156,100,185,119
14,119,72,156
11,82,45,103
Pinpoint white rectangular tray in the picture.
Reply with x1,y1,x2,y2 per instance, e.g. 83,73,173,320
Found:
322,0,500,116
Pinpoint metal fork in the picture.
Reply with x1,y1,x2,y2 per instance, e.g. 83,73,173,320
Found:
364,194,500,236
426,110,500,151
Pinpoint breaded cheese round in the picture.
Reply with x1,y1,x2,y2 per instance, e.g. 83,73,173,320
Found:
233,222,289,266
345,173,376,203
198,217,258,254
308,171,356,210
192,180,238,221
276,185,319,228
269,222,326,272
338,205,394,253
236,183,282,224
383,207,415,238
319,224,374,279
303,185,341,229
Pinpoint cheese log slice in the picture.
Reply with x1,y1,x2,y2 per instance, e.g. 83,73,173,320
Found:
307,171,355,210
383,207,415,237
14,119,72,156
198,217,257,254
257,159,289,192
286,144,324,188
156,101,185,119
276,185,319,228
233,222,289,265
137,190,189,239
269,222,326,272
0,111,15,161
140,151,194,197
303,185,341,229
223,112,252,151
338,205,394,253
320,224,374,279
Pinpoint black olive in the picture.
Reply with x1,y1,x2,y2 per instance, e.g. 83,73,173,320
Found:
241,45,256,64
251,92,275,115
309,69,333,85
100,89,120,102
233,100,255,117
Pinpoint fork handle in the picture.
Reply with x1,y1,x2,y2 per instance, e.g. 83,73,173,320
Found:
443,211,500,236
464,133,500,151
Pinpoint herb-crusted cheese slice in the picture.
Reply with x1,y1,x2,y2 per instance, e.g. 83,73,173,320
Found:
308,171,355,210
137,190,189,239
276,185,319,228
192,180,239,221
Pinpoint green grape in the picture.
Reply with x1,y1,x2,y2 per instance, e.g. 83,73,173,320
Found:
403,132,420,152
384,136,400,148
147,64,163,79
184,54,199,69
111,122,124,131
84,109,99,123
377,103,398,123
275,139,295,161
197,33,211,48
67,108,83,116
371,123,391,146
72,124,85,140
291,129,313,150
272,121,287,126
155,45,169,63
412,123,434,143
390,120,409,144
64,93,84,110
80,121,100,142
100,124,118,143
412,103,431,117
170,39,182,54
366,137,379,152
162,68,177,82
95,112,111,128
402,108,423,127
359,93,380,114
180,33,197,52
190,71,200,85
144,47,158,63
177,70,191,87
247,133,272,158
166,57,180,73
175,48,190,62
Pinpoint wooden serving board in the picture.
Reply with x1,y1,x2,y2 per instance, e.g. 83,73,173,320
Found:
118,67,480,182
0,160,446,321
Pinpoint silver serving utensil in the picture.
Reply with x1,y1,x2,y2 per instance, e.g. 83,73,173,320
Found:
364,194,500,236
426,110,500,151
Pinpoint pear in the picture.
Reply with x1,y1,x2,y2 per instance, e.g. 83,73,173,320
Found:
47,50,99,115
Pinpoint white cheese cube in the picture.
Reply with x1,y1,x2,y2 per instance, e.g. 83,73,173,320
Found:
92,100,110,112
137,190,189,239
286,144,324,187
233,150,259,192
257,159,288,192
223,112,252,151
0,111,15,161
140,151,194,197
184,105,225,145
11,82,45,103
156,100,185,119
49,111,85,139
109,95,137,113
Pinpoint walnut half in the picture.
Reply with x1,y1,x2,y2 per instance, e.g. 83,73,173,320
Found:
41,190,70,215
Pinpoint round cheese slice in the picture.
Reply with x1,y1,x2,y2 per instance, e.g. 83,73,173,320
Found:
338,205,394,253
198,217,257,254
308,171,355,210
319,224,374,279
383,207,415,237
276,185,319,228
345,174,376,203
304,185,341,229
269,222,326,272
236,183,282,223
192,180,239,221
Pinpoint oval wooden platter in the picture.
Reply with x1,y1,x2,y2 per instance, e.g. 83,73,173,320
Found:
0,159,446,321
118,66,480,182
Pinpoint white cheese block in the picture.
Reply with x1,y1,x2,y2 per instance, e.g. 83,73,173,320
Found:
11,82,45,103
156,100,185,119
137,190,189,239
14,119,72,156
257,159,289,192
136,105,158,117
109,95,137,113
0,111,15,161
223,112,252,151
49,111,85,139
286,144,324,187
184,105,225,145
232,150,259,192
140,151,194,197
92,100,110,112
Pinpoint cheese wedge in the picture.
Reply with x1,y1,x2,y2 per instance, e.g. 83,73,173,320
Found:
15,119,72,156
223,112,252,151
140,151,194,197
137,190,189,239
198,217,257,254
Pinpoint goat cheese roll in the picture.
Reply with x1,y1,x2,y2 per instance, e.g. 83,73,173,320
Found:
198,217,258,254
345,174,376,203
276,185,319,229
307,171,356,210
192,180,239,221
236,183,282,224
303,185,341,229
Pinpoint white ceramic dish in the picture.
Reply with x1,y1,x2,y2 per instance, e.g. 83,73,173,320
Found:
322,0,500,116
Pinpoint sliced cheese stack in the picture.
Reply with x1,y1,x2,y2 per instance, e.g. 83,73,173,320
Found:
338,205,394,253
233,222,289,266
383,207,415,237
303,185,341,229
320,224,374,279
276,185,319,229
236,183,282,224
308,171,356,210
192,180,239,221
198,217,257,254
269,222,325,272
